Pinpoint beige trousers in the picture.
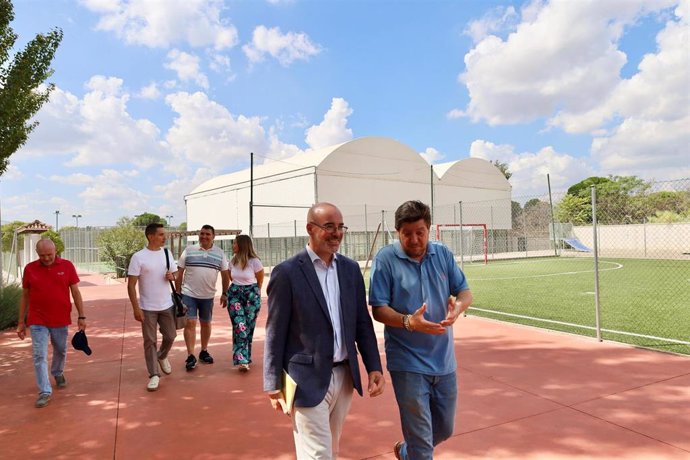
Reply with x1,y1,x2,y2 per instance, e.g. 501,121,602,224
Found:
292,365,354,460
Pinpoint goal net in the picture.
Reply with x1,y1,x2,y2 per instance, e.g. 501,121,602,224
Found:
434,224,488,265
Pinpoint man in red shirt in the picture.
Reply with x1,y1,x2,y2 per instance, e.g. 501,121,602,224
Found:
16,238,86,408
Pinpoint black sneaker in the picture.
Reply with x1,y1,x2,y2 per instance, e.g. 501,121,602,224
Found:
199,350,214,364
185,354,197,371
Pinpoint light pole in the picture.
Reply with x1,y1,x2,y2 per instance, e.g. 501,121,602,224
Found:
165,215,173,227
72,214,82,227
55,210,60,230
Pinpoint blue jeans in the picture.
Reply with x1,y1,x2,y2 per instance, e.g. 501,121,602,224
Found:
30,325,68,396
389,371,457,460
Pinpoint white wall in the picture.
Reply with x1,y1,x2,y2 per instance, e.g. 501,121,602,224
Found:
573,222,690,258
187,170,316,238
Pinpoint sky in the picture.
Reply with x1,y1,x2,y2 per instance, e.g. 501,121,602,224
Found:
2,0,689,227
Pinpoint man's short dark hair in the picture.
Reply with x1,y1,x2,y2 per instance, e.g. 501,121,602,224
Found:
145,223,164,236
394,200,431,230
201,224,215,234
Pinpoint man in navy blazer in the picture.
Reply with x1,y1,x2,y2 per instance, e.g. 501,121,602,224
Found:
264,202,385,459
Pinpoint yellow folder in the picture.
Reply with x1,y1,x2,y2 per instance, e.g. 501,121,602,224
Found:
281,370,297,416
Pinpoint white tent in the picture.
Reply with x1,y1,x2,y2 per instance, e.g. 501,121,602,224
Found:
185,137,512,237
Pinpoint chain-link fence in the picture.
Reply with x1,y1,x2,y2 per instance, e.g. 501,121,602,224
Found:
464,178,690,355
23,177,688,355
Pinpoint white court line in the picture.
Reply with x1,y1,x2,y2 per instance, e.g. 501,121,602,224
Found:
468,261,623,281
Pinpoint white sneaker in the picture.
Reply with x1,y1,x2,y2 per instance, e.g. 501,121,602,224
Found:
147,375,160,391
158,357,172,375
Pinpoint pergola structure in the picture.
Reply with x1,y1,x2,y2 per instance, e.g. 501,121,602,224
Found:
11,220,53,279
167,229,242,259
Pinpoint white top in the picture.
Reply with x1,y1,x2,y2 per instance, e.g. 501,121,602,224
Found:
230,258,263,286
178,244,229,299
128,248,177,311
306,245,347,362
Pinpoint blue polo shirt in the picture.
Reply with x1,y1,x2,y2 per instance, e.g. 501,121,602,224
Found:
369,240,469,375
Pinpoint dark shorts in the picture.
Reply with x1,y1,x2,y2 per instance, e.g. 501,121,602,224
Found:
181,294,214,322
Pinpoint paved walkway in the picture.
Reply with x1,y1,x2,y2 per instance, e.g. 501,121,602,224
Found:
1,272,688,459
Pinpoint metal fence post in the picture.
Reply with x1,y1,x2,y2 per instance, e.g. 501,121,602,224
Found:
267,223,271,268
522,209,528,257
592,185,602,342
458,201,464,272
364,204,369,259
547,173,558,257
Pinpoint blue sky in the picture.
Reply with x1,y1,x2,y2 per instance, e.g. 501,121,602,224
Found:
2,0,688,227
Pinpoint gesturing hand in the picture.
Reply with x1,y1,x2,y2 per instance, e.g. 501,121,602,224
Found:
410,303,446,335
439,296,462,327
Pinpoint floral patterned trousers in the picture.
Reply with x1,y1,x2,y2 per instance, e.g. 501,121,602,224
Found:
227,283,261,365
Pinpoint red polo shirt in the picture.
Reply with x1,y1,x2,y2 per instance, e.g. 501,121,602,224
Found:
22,258,80,327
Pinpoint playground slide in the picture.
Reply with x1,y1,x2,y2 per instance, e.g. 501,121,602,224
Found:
563,238,592,252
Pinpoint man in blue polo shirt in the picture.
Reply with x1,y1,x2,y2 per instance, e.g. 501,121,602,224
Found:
369,200,473,460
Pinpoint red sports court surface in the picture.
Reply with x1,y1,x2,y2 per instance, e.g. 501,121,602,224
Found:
1,272,688,459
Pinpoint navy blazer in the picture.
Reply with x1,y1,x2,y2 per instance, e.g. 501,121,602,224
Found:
263,249,382,408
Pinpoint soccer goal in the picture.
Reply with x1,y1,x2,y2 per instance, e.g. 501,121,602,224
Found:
434,224,488,265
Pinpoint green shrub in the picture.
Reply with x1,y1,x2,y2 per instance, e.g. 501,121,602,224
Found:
0,284,22,330
97,224,146,277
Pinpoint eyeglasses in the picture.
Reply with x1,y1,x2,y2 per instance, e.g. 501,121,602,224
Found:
310,222,348,233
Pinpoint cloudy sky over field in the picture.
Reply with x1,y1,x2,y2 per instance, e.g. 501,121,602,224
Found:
3,0,688,226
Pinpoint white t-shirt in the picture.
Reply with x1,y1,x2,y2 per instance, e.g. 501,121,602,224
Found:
230,258,263,286
178,244,229,299
128,248,177,311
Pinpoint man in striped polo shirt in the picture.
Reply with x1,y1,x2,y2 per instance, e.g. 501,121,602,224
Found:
175,224,230,371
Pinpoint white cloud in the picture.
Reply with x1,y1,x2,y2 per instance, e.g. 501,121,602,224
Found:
460,0,678,125
242,25,321,66
592,115,690,179
165,49,209,88
420,147,444,164
82,0,238,50
266,127,303,161
459,0,688,184
549,1,689,134
469,139,593,196
464,5,518,43
19,76,169,168
77,169,151,214
154,167,215,203
305,98,353,150
165,91,269,169
138,82,161,99
446,108,465,119
49,173,95,185
208,51,233,76
2,164,23,180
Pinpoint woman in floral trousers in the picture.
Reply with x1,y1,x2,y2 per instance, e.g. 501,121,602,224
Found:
227,235,264,371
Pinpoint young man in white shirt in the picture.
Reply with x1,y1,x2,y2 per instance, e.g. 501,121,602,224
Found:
127,223,177,391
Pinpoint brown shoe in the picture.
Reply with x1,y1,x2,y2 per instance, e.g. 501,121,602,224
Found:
393,441,403,459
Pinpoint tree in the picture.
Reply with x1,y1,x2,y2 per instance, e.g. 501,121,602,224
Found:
97,223,146,277
511,201,523,229
561,175,652,224
491,160,512,180
555,194,591,225
0,0,63,175
1,220,24,251
40,229,64,255
132,212,166,227
566,177,612,197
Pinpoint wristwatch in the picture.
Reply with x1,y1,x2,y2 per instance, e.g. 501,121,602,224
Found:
402,314,413,331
